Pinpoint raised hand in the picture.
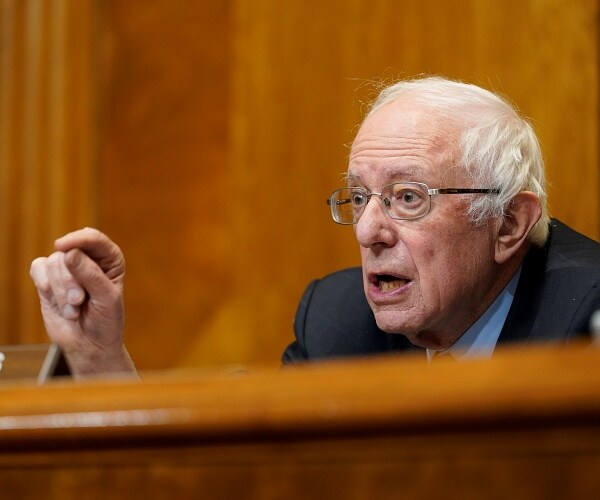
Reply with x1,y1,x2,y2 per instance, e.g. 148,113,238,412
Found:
30,228,137,378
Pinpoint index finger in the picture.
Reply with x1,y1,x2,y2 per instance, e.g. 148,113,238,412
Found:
54,227,125,280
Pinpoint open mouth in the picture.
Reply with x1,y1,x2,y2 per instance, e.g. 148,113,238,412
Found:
375,274,411,292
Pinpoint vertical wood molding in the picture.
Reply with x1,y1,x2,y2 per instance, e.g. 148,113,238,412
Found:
0,0,17,342
0,0,99,344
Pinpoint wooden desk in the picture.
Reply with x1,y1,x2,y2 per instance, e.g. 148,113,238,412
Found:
0,344,599,499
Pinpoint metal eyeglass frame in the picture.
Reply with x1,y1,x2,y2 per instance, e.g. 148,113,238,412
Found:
326,181,501,224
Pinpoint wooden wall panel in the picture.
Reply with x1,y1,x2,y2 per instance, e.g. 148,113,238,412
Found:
98,2,232,369
0,0,98,345
188,0,599,368
1,0,598,370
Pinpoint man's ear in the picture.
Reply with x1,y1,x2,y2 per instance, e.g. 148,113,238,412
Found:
495,191,542,264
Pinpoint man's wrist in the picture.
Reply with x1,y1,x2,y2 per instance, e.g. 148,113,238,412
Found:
63,343,139,380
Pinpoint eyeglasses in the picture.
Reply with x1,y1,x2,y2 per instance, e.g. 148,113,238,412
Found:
327,182,500,224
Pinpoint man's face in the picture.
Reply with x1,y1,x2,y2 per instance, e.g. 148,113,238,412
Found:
349,99,503,349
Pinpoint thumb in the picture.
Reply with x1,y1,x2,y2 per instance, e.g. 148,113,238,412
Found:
64,248,123,297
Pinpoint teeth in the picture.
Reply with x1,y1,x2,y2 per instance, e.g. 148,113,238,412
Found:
379,279,403,292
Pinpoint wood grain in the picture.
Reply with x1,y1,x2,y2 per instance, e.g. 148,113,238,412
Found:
0,0,98,345
1,0,598,370
0,343,599,498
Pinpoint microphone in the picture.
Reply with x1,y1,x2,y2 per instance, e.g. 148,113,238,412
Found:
590,309,600,345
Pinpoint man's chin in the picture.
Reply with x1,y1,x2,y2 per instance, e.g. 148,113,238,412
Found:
373,310,415,335
374,311,460,350
374,318,432,349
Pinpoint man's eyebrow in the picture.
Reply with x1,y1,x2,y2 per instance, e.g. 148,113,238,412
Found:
383,165,423,177
346,166,424,181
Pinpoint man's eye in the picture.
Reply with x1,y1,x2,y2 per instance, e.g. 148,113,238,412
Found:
351,192,367,205
398,190,420,204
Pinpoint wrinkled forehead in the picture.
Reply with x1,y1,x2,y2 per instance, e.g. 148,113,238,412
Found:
349,98,466,183
353,97,463,147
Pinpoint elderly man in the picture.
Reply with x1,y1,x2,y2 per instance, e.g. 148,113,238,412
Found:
30,77,600,376
283,77,600,363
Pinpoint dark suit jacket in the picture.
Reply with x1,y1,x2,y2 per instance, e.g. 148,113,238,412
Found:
282,220,600,363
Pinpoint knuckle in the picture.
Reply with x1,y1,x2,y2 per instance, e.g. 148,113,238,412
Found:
30,256,47,274
46,251,63,267
83,226,103,239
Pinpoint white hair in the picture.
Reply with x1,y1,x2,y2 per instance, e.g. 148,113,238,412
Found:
364,76,549,245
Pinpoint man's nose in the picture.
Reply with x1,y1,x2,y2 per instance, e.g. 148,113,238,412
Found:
354,196,396,248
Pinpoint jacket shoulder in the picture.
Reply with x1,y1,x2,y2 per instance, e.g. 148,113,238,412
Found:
546,219,600,270
503,220,600,344
282,268,399,363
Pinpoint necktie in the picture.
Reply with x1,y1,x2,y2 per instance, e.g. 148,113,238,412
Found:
429,351,456,363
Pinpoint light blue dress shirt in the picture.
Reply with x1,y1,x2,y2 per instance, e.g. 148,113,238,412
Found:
426,267,522,362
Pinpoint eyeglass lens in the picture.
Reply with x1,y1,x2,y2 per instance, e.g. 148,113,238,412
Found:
331,183,431,223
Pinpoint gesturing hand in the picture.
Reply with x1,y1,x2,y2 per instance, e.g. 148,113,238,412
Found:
30,227,137,378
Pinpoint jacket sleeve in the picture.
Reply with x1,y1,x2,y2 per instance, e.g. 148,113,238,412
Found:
280,279,318,364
